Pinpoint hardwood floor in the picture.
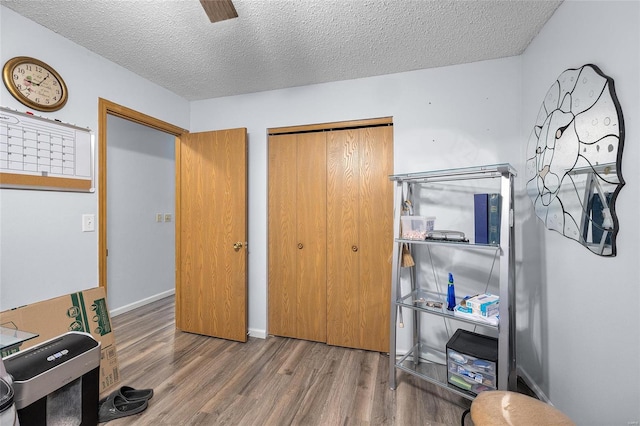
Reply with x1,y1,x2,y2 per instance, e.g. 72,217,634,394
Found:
102,296,472,425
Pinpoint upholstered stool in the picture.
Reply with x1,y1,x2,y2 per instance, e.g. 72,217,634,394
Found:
468,391,575,425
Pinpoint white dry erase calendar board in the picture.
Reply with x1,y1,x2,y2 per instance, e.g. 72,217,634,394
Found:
0,106,93,192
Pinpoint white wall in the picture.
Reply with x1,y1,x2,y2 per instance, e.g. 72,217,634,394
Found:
190,58,523,344
0,6,189,310
519,1,640,424
106,115,175,313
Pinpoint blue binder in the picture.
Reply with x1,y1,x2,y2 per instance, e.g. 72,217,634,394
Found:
474,193,489,244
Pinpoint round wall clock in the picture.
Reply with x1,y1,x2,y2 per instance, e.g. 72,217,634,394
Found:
2,56,68,112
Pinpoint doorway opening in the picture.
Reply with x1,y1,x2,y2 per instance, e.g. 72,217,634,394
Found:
97,99,187,305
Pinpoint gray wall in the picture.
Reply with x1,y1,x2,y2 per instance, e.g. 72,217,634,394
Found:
106,115,175,313
190,57,523,341
519,1,639,423
0,5,189,310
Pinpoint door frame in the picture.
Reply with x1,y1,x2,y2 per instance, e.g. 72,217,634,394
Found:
97,98,188,291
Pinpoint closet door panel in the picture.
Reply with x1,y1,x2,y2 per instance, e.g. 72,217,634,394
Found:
268,134,298,337
326,129,361,348
268,133,327,342
295,132,327,341
358,126,393,352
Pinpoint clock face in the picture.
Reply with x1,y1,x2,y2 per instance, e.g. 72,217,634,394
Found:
2,56,68,112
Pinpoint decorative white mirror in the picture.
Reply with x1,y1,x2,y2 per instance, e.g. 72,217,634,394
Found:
526,64,625,256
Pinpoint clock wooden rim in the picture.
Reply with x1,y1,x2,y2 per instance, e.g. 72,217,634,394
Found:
2,56,68,112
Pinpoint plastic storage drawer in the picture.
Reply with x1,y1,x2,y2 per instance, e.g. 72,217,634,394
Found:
446,329,497,395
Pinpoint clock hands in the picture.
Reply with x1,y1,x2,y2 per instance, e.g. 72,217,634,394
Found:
31,74,50,86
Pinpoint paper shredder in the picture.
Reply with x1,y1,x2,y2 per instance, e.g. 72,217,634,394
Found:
3,331,101,425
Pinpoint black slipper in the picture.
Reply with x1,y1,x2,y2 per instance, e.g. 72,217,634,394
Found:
98,394,148,423
99,385,154,405
117,385,154,402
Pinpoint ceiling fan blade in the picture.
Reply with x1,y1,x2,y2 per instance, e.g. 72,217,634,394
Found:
200,0,238,23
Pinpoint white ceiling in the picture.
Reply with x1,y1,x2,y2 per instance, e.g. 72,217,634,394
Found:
2,0,562,101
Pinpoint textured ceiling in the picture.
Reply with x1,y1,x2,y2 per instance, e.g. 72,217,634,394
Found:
2,0,562,101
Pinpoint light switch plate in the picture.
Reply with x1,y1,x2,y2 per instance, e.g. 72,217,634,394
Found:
82,214,95,232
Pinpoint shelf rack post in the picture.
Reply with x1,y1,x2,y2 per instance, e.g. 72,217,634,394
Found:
498,166,516,390
388,179,404,390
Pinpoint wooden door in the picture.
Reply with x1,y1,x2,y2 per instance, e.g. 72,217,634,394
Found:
326,126,393,352
268,133,327,341
358,126,394,352
176,128,248,342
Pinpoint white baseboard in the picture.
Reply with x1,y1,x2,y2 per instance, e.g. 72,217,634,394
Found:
517,365,551,404
249,328,267,339
110,289,175,317
111,293,266,339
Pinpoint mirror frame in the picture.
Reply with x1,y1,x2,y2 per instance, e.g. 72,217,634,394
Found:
525,64,625,256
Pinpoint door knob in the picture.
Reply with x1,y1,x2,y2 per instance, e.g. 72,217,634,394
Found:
297,243,304,249
352,245,358,252
233,242,244,251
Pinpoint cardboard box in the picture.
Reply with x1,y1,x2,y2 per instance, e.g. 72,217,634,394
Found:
0,287,119,393
465,293,499,317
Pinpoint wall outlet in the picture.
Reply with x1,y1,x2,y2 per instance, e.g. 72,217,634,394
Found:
82,214,95,232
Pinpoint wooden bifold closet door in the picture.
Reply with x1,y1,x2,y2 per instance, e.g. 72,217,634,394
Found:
268,118,393,352
268,132,327,342
326,126,393,352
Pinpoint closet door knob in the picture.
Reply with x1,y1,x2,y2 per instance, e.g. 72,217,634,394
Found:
233,242,244,251
298,243,304,249
352,245,358,252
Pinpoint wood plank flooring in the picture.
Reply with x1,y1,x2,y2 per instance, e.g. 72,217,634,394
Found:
102,296,472,425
